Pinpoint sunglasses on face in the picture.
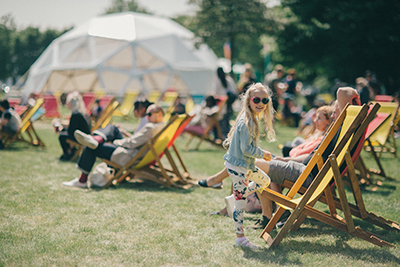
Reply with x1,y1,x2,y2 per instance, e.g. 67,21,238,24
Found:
251,97,270,105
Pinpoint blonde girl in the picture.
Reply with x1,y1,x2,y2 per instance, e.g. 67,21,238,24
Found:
222,82,276,249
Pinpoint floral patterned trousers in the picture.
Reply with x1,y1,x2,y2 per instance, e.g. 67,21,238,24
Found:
228,167,271,235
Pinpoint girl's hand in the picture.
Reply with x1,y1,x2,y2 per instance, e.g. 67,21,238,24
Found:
263,151,273,161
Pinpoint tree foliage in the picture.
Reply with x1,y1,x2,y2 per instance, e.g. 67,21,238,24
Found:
187,0,273,72
269,0,400,93
104,0,149,14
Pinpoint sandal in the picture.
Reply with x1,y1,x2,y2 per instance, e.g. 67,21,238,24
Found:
198,179,223,189
209,211,228,216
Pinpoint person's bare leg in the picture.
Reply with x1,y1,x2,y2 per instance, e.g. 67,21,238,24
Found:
206,167,228,186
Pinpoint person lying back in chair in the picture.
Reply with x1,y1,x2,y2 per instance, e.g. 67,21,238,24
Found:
62,104,165,188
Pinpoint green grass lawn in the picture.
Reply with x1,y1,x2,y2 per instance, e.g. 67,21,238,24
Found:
1,118,400,266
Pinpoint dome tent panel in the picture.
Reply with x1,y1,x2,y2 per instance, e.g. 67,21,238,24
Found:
43,70,98,93
142,69,173,92
136,45,167,70
103,44,134,70
93,37,127,63
100,70,131,95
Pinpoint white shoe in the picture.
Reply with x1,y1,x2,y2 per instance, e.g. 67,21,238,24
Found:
74,130,98,149
62,177,87,188
225,194,235,218
235,237,261,250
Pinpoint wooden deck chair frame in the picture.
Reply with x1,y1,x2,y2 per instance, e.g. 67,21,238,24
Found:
260,104,397,248
183,96,227,150
102,114,191,188
65,101,120,161
3,98,46,148
365,101,399,157
278,103,399,239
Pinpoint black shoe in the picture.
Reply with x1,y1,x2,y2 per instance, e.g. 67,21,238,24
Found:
246,215,270,229
198,179,223,189
275,210,291,229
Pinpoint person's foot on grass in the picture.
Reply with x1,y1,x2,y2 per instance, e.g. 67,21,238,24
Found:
235,236,261,250
62,177,87,188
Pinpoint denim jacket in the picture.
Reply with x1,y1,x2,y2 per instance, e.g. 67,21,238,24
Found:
222,116,264,171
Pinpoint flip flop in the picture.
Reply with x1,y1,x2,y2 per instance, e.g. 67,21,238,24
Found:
198,179,223,189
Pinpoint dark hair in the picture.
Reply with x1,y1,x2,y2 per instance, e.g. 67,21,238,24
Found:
217,67,228,88
205,95,217,107
0,99,10,110
134,99,152,111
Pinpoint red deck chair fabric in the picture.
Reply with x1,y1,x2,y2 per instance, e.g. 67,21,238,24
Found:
42,94,60,118
99,95,115,109
7,98,21,107
374,95,393,102
82,92,97,115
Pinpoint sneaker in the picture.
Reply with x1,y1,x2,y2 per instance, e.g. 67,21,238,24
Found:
62,178,87,188
225,194,235,218
246,215,270,229
275,210,291,229
235,237,261,250
74,130,98,149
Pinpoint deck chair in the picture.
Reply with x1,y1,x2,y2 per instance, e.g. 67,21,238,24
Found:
82,92,97,115
365,101,398,157
148,91,161,103
42,94,60,118
260,104,398,248
7,98,21,107
375,95,394,102
183,96,227,150
112,91,139,118
103,114,194,188
3,98,46,148
355,112,392,181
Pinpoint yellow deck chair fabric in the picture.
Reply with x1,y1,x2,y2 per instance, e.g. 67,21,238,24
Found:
260,104,397,248
92,101,119,131
366,101,398,155
103,114,189,188
148,91,161,103
113,91,139,117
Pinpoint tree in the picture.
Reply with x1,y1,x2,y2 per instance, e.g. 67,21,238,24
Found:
188,0,273,74
269,0,400,93
104,0,149,14
0,14,16,81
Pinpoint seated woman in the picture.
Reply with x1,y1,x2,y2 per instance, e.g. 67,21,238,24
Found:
0,99,22,149
281,105,333,157
57,91,92,161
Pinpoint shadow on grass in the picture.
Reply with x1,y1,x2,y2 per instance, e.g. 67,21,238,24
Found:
241,219,400,265
92,179,197,194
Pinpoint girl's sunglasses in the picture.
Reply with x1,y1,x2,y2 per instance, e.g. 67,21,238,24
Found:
251,97,270,105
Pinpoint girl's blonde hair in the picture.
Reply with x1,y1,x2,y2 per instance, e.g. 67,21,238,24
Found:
66,91,87,114
223,83,276,148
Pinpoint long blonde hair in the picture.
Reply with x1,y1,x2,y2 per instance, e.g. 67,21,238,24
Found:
223,83,276,148
66,91,87,114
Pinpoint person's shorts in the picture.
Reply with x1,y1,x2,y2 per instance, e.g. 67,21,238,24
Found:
268,159,313,187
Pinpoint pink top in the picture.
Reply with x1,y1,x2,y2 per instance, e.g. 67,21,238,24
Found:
289,136,324,157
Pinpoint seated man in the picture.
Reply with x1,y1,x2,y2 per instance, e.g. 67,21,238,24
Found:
62,104,165,188
200,87,361,228
0,99,22,149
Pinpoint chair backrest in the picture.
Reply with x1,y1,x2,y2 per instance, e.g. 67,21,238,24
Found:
92,101,119,131
42,94,60,118
369,101,399,145
286,105,369,207
134,114,186,169
98,95,115,109
118,91,139,115
19,98,44,134
82,92,97,114
148,91,161,103
7,98,21,107
375,95,393,102
365,112,391,139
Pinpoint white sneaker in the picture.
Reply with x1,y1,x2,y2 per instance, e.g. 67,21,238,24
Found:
62,178,87,188
235,237,261,250
74,130,98,149
225,194,235,218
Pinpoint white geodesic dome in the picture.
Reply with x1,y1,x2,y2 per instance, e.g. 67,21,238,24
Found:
21,12,218,100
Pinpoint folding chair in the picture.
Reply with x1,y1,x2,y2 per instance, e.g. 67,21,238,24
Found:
365,101,398,157
148,91,161,103
112,91,139,118
183,96,227,150
260,104,398,248
3,98,46,148
7,98,21,107
355,112,392,181
103,114,195,188
82,92,97,115
42,94,60,118
375,95,394,102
